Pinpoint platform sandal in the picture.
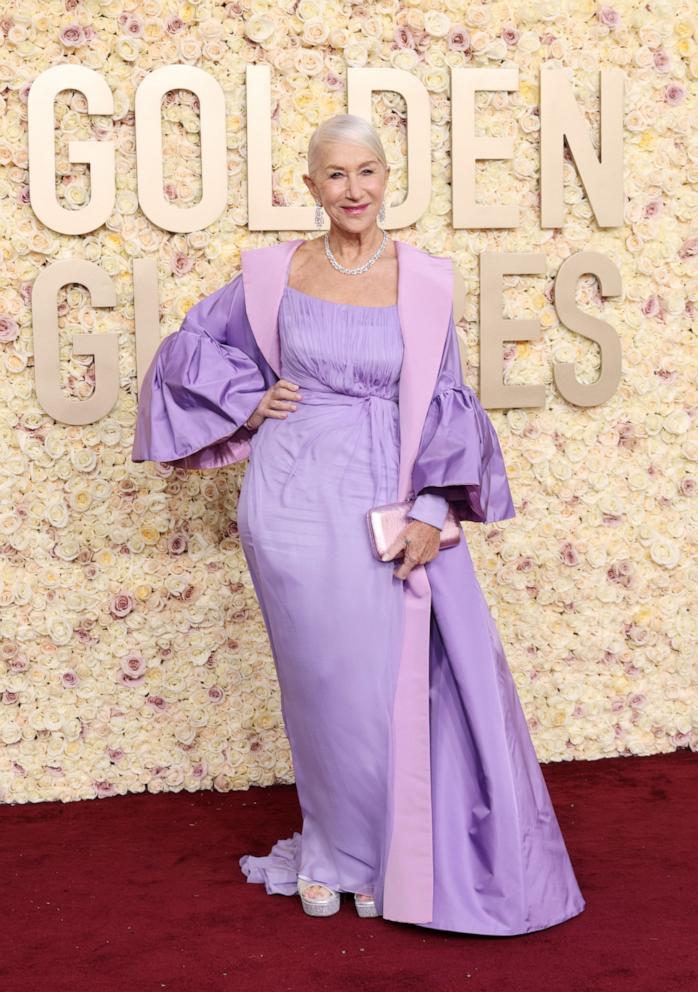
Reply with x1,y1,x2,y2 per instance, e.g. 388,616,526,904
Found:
354,892,380,918
297,876,341,917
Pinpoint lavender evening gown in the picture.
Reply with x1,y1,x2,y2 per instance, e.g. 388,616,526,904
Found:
238,285,421,896
132,263,586,934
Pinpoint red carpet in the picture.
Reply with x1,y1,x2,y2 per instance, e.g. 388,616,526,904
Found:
2,748,695,992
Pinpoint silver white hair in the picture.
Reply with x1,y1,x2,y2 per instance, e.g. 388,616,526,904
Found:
307,114,388,178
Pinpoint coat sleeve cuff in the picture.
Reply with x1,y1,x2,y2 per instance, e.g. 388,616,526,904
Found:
407,492,450,529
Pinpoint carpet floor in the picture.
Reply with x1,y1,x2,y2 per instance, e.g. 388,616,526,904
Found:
1,748,695,992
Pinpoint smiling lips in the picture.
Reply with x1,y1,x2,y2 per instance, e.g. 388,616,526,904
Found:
342,204,369,213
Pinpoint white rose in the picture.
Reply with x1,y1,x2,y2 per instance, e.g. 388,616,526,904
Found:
391,48,419,71
294,48,324,76
302,17,330,45
663,410,690,435
67,487,93,513
486,38,508,61
189,706,209,728
179,37,203,61
198,17,223,40
420,67,449,93
424,11,451,37
465,5,491,29
115,37,142,62
244,13,276,44
44,500,69,529
47,618,74,646
343,40,369,66
296,0,324,19
70,448,99,474
649,538,680,568
54,538,82,562
469,29,490,54
518,30,541,54
1,721,22,744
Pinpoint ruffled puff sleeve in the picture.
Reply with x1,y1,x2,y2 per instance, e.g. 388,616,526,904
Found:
131,273,270,471
409,314,516,525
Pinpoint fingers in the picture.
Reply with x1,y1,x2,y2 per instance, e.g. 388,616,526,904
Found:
275,380,303,401
381,522,439,563
394,549,434,580
393,558,414,580
260,380,303,420
382,536,418,581
382,544,406,564
394,546,425,580
269,397,300,414
272,382,303,408
277,378,300,391
382,522,441,581
380,528,410,562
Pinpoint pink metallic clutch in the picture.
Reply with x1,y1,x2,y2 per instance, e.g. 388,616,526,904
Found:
366,498,461,561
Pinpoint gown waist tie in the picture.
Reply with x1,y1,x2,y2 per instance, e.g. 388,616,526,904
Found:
277,383,398,508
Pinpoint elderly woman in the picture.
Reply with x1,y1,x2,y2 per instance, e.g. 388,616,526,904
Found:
132,114,585,933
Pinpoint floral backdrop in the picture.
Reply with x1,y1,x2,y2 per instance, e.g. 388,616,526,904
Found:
0,0,696,804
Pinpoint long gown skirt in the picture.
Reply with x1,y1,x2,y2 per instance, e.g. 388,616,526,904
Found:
236,285,586,933
237,286,406,896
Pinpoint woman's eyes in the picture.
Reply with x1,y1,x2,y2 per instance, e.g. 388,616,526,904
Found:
329,170,374,178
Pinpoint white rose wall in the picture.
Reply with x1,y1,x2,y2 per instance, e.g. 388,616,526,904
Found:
0,0,696,805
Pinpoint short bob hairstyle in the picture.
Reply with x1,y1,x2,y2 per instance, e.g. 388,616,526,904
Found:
307,114,388,178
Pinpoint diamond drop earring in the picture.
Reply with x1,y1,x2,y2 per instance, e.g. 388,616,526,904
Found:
379,201,386,223
314,201,324,228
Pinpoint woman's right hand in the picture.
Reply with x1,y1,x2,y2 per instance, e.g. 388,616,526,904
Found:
245,378,303,430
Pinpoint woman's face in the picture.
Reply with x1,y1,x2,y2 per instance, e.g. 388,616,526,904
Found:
305,141,390,235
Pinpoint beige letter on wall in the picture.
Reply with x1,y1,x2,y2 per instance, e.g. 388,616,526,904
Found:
451,68,519,229
541,67,624,228
479,252,547,409
33,260,118,424
28,66,115,236
247,65,305,231
553,251,622,406
136,65,227,233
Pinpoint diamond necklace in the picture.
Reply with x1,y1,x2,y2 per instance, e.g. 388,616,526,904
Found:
323,229,388,275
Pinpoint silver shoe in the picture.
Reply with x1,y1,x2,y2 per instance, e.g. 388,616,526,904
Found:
354,892,380,918
297,876,341,917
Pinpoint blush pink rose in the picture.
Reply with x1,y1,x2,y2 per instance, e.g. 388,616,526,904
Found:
0,316,19,343
664,84,685,105
110,593,135,619
59,24,86,47
171,252,195,277
597,6,620,29
447,27,471,52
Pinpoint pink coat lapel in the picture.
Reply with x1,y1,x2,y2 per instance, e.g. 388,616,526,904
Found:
240,237,453,925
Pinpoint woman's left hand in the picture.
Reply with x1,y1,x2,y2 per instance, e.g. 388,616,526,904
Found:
381,519,441,580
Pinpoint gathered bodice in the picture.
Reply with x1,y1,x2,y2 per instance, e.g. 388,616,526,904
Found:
278,286,403,401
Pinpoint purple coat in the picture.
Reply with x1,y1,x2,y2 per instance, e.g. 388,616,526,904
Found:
132,239,585,933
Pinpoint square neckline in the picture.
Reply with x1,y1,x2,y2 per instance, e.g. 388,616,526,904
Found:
283,284,398,311
284,239,399,310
